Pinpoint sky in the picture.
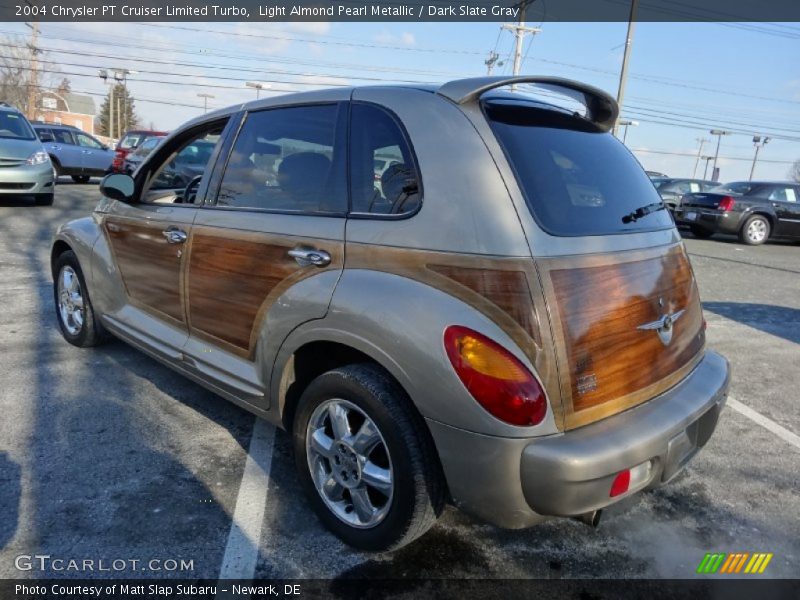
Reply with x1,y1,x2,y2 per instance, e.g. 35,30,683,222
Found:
1,19,798,182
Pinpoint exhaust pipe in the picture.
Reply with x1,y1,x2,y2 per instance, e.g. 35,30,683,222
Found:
574,510,602,528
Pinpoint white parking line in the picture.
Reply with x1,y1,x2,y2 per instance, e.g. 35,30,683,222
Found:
217,418,276,581
728,397,800,451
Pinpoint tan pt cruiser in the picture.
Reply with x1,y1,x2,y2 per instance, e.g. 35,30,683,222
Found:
51,76,730,551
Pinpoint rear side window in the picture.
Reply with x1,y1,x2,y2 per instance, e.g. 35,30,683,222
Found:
485,101,673,236
216,104,346,215
350,103,420,216
118,133,144,149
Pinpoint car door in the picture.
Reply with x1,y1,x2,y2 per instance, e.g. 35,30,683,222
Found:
75,132,114,175
768,185,800,237
182,102,348,407
46,128,83,172
98,117,233,362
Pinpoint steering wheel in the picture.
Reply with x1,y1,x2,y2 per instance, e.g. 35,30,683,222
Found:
181,175,203,204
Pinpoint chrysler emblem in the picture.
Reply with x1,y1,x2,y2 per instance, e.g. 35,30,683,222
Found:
637,309,686,346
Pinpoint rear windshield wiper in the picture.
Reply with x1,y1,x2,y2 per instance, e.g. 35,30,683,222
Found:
622,201,666,224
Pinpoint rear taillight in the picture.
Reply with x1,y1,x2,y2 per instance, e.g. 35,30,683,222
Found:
444,325,546,426
717,196,736,212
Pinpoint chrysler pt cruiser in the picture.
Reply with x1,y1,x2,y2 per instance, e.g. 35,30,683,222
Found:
50,76,730,551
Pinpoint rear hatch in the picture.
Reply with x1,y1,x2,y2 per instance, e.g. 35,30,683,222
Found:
485,98,706,430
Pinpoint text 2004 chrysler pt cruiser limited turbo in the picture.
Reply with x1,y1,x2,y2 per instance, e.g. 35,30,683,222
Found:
51,76,730,551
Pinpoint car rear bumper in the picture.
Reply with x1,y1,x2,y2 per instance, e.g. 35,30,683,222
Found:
427,350,730,528
0,161,54,195
674,208,742,234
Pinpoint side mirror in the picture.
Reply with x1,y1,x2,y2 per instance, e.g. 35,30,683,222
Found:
100,173,135,203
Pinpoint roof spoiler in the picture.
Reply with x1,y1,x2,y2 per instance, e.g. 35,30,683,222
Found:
436,76,619,132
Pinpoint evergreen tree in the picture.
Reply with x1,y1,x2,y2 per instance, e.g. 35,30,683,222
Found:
97,82,139,137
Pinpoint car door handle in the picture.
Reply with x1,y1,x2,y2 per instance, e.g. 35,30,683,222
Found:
288,247,331,267
162,229,188,244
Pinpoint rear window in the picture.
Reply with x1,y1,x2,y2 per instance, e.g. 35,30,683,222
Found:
485,101,673,236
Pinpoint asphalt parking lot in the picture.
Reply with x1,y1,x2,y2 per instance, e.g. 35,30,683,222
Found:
1,183,798,580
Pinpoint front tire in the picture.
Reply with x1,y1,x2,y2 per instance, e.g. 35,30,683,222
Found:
739,215,770,245
53,250,106,347
293,364,445,551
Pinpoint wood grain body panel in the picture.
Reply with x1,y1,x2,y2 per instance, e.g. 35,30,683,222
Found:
104,216,186,327
187,227,342,359
344,243,564,424
543,244,705,429
427,264,541,345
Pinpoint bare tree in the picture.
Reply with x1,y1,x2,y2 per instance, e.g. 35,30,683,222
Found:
0,34,62,114
790,159,800,183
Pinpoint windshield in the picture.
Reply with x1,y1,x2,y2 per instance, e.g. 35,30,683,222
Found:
0,111,36,140
485,100,673,236
118,133,144,149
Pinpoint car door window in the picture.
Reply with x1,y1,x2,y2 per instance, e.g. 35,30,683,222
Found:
53,129,75,144
216,104,346,214
76,133,103,149
141,123,227,204
768,187,797,203
37,128,54,142
350,103,421,216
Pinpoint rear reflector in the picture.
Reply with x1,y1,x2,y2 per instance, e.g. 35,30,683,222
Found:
717,196,736,211
610,461,653,497
609,470,630,497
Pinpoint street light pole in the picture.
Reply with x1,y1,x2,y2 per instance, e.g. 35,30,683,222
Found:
749,136,770,181
692,138,708,178
709,129,730,182
245,81,270,99
197,93,215,114
618,118,638,144
613,0,639,136
701,155,714,180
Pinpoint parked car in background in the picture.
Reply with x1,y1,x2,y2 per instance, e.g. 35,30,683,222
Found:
34,123,115,183
51,76,729,551
0,104,54,205
651,178,719,212
675,181,800,245
121,135,165,174
111,129,168,172
646,170,668,179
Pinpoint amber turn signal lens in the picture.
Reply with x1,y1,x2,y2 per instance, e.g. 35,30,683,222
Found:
444,325,546,426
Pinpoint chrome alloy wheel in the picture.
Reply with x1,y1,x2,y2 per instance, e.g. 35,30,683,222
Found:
746,218,767,243
57,266,84,336
306,398,394,529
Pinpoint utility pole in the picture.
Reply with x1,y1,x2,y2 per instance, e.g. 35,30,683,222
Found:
485,51,501,75
749,136,770,181
197,93,214,114
25,21,40,120
692,138,708,178
709,129,731,182
613,0,639,136
502,2,541,89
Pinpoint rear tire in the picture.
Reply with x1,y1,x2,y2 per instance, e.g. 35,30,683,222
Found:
53,250,106,347
293,363,445,551
72,175,91,184
739,215,770,245
50,158,61,183
690,225,714,239
34,193,54,206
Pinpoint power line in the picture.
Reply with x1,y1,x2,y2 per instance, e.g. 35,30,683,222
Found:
630,147,795,164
